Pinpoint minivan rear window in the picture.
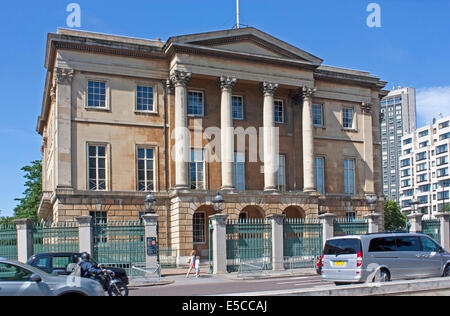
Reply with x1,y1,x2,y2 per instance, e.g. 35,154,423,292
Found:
324,239,361,255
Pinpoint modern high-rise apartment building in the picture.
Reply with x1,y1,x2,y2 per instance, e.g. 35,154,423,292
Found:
381,87,417,202
399,116,450,218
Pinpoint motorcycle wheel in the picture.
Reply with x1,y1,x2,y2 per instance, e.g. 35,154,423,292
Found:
107,282,129,297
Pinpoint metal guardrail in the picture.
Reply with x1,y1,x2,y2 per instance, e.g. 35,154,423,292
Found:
237,258,272,277
129,263,161,285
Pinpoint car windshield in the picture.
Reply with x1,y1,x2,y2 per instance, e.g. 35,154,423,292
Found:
324,239,361,256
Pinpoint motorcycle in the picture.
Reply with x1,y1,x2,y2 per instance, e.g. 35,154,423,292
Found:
98,265,129,296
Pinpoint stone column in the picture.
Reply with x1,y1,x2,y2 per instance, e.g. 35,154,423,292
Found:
361,103,375,193
302,86,316,192
142,214,159,269
267,214,285,271
76,216,93,254
219,76,237,191
170,71,192,190
319,213,336,248
209,214,228,274
364,213,382,234
435,213,450,251
407,213,424,233
13,219,34,263
54,68,74,189
262,82,279,192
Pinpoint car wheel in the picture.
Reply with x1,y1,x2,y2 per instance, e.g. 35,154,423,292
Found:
443,265,450,278
373,269,390,283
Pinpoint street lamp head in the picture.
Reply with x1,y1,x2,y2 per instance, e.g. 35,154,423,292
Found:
212,192,224,213
144,193,156,213
409,197,419,213
366,195,378,212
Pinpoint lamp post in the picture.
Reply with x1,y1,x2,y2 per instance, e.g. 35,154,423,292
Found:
366,195,378,213
212,192,224,213
144,193,156,214
410,197,419,214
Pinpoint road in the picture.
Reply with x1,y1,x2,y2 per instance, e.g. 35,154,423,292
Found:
130,274,332,296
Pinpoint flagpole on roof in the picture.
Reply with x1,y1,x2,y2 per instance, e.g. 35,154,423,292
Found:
236,0,240,29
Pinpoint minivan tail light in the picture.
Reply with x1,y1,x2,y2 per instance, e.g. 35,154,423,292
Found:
356,250,363,267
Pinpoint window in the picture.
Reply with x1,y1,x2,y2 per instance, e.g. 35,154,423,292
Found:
419,141,429,148
136,85,154,112
418,195,428,204
0,263,33,282
369,237,397,252
53,256,72,270
416,163,427,172
401,169,411,178
87,80,107,108
439,121,449,129
233,152,245,191
418,184,431,193
274,100,285,123
437,156,448,166
400,158,410,168
314,157,325,194
342,108,354,129
437,167,449,178
421,237,442,253
418,130,429,137
401,179,411,188
403,138,412,145
344,159,355,195
416,152,427,162
88,145,107,191
324,239,361,255
276,155,286,192
440,132,450,141
396,236,420,252
193,213,206,244
417,174,428,183
403,189,414,197
89,211,107,225
190,149,205,190
313,104,324,127
232,96,244,120
436,144,448,155
137,147,155,192
188,91,204,116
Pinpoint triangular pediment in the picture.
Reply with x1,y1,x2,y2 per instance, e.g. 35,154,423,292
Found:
167,27,323,66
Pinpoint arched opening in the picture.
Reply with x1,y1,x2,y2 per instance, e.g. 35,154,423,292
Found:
239,206,265,220
192,205,216,258
283,206,306,219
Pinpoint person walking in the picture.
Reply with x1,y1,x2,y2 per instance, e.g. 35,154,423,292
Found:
186,250,196,278
195,255,201,278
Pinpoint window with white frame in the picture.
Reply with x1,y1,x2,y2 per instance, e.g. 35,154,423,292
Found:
233,152,245,191
87,80,107,108
193,212,206,244
274,100,285,123
137,147,155,192
188,91,204,116
314,157,325,194
342,107,354,129
344,159,355,195
313,104,324,127
276,155,286,192
88,145,107,191
136,85,154,112
232,96,244,120
190,149,205,190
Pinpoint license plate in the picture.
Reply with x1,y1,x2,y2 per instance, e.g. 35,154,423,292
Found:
333,261,346,267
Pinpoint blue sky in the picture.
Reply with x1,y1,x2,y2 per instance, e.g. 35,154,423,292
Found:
0,0,449,217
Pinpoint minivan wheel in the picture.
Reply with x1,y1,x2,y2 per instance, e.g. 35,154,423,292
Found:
373,269,390,283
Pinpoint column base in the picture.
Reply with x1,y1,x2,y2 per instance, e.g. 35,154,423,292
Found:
220,186,236,192
303,187,317,193
264,187,279,193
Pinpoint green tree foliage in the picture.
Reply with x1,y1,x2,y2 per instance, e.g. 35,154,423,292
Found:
384,200,406,231
13,160,42,221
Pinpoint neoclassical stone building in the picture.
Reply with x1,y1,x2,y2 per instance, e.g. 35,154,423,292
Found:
37,27,387,258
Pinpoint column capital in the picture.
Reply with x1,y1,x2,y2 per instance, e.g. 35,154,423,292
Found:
301,86,316,100
219,76,237,92
54,68,74,85
261,81,279,97
209,214,229,227
76,216,93,227
170,70,192,87
361,102,372,114
267,214,286,225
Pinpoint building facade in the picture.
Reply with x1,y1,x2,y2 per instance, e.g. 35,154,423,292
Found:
399,116,450,218
37,28,386,259
380,87,417,202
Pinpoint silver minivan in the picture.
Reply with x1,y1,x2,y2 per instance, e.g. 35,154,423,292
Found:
320,233,450,285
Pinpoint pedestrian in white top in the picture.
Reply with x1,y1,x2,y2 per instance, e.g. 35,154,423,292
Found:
195,256,201,278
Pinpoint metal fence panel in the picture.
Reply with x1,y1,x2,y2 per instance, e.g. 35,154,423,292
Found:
422,219,441,243
33,222,79,254
93,221,145,273
334,218,369,236
159,248,177,268
0,224,18,260
226,218,272,273
283,218,322,269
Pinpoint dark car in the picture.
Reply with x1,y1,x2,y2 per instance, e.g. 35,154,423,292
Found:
26,253,129,285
